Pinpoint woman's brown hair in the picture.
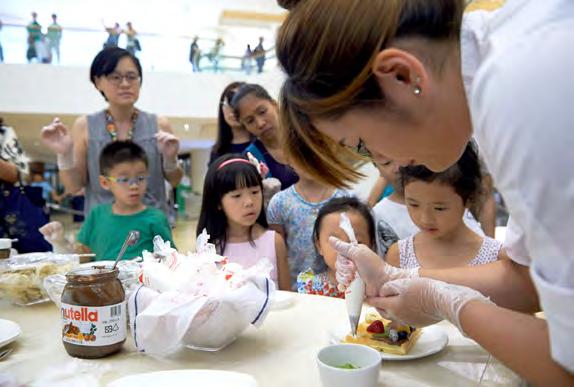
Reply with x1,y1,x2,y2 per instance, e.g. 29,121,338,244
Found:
276,0,465,188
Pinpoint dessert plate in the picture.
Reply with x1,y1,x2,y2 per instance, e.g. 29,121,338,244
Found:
328,324,448,361
0,319,21,348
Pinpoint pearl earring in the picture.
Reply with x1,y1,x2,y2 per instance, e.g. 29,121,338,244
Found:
413,76,422,95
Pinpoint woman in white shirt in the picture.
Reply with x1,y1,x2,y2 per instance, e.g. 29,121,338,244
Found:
275,0,574,384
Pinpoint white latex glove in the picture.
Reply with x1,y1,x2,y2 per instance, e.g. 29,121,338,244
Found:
330,236,418,297
41,118,74,155
370,277,494,332
39,221,73,253
39,221,65,244
155,130,180,161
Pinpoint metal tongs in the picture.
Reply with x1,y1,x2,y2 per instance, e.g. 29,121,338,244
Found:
340,213,365,337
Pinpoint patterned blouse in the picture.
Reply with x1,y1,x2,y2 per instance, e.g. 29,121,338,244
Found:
297,269,344,298
0,125,29,176
399,235,502,269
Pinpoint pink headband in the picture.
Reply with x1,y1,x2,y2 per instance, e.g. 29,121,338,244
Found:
217,158,252,170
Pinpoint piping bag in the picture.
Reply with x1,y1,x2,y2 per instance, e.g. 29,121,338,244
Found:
340,213,365,337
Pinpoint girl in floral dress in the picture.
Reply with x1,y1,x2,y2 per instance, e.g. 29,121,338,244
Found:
297,197,376,298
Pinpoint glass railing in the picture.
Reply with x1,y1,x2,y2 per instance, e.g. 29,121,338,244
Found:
0,23,277,74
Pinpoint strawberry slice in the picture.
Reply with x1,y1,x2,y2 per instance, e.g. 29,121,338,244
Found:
366,320,385,334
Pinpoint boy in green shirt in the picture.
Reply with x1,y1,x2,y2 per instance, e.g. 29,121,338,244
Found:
41,141,174,261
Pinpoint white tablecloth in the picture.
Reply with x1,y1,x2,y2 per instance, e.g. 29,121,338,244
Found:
0,293,522,386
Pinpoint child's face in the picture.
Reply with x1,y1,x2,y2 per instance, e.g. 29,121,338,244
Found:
99,160,148,208
376,156,400,186
221,185,263,229
404,180,466,238
316,211,372,273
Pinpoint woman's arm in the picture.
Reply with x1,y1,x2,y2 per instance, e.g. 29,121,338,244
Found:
331,238,539,313
421,259,539,313
57,116,88,195
0,159,18,183
157,116,183,187
460,301,574,385
367,176,387,208
274,231,291,291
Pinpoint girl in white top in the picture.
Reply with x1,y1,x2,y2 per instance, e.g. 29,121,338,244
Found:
385,143,502,270
372,154,483,258
275,0,574,383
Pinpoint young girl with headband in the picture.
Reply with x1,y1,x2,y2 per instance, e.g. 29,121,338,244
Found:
197,154,291,290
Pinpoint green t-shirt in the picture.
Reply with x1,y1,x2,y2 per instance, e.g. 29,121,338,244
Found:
47,23,62,42
77,203,174,261
27,21,42,42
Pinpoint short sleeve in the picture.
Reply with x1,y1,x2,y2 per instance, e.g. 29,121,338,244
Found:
503,218,530,266
469,2,574,372
76,209,96,247
266,192,284,225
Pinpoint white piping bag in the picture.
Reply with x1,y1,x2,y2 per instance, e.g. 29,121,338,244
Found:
339,213,364,337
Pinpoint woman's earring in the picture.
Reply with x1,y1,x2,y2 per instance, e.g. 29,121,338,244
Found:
413,76,422,96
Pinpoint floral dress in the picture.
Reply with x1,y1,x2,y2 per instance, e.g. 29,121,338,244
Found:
297,269,344,298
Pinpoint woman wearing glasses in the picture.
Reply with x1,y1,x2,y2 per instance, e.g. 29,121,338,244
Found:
41,47,182,216
276,0,574,384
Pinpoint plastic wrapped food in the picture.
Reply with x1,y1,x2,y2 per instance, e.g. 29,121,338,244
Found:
128,233,275,355
0,253,79,306
44,260,141,308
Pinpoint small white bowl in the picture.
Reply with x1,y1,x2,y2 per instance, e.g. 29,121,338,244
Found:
317,343,381,387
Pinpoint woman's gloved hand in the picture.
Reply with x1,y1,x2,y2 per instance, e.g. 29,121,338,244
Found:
330,237,418,297
369,277,494,332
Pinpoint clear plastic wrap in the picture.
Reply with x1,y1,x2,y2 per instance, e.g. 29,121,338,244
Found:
43,260,141,308
0,253,79,306
128,233,276,355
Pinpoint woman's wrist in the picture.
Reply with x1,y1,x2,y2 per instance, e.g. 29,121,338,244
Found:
163,157,179,173
57,151,74,171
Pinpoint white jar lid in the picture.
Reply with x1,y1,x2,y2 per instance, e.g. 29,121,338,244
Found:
0,239,12,249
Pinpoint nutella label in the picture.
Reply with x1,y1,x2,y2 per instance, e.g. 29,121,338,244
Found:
61,302,126,346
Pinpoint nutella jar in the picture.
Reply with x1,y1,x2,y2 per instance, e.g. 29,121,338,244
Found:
61,267,126,358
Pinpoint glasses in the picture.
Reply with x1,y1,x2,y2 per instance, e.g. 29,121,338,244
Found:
343,138,372,159
105,72,141,86
106,175,148,187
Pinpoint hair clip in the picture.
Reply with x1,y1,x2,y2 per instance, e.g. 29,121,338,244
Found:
246,152,270,178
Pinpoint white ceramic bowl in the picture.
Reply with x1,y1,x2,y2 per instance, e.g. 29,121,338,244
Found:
317,343,381,387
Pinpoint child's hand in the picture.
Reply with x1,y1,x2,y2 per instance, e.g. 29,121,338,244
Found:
369,277,494,332
330,236,419,297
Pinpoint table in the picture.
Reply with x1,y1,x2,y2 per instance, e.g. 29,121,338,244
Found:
0,294,522,386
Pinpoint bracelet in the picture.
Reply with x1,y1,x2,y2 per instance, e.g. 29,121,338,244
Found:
163,158,180,173
57,152,74,171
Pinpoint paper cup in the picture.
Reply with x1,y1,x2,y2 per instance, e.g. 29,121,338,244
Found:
317,343,381,387
0,239,12,259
